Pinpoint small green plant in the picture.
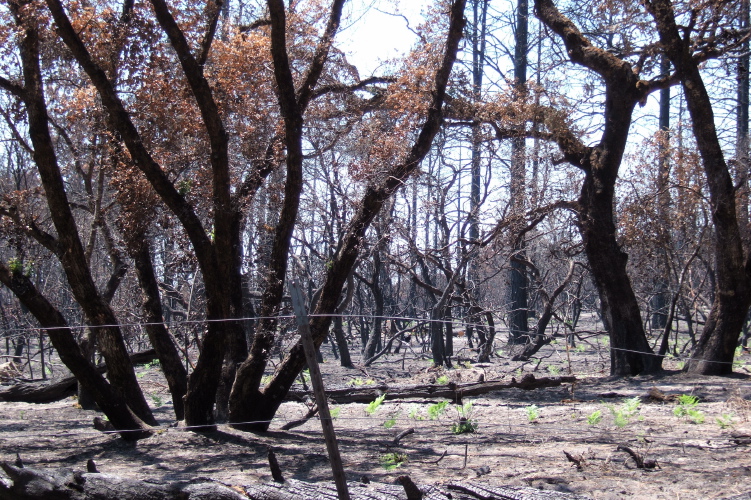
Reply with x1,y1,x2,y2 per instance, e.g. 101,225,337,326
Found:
261,375,274,385
151,394,164,407
525,404,539,423
451,402,478,434
18,410,25,420
7,257,22,274
716,413,735,429
586,409,603,426
348,377,375,387
366,394,386,415
674,394,705,424
461,361,472,369
606,397,641,428
547,365,561,376
329,407,341,419
176,179,193,196
676,360,686,370
427,401,449,420
301,369,311,384
435,375,449,385
515,368,523,378
380,452,407,470
575,344,587,353
383,416,397,429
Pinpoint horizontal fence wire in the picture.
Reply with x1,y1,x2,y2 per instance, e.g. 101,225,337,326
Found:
0,312,741,367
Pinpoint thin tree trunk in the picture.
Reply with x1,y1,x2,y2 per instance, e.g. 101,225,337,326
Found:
131,239,188,421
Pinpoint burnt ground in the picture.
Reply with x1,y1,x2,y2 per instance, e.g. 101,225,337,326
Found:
1,336,751,499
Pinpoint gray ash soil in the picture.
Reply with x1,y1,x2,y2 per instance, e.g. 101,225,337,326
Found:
2,338,751,499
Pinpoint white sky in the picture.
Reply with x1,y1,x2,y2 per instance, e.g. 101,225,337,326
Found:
336,0,432,76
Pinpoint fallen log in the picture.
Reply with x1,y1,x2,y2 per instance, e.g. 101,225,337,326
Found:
0,464,592,500
0,350,157,404
0,462,246,500
1,370,573,407
286,374,576,405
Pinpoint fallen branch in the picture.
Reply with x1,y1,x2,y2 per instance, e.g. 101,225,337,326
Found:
0,465,593,500
0,350,157,403
286,374,576,405
616,445,659,469
393,427,415,446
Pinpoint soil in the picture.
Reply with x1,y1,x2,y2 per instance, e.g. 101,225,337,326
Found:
2,337,751,499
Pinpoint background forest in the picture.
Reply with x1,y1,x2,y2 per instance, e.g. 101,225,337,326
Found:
0,0,750,439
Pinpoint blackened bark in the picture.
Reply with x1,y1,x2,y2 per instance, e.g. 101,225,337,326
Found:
0,265,151,439
131,239,188,420
507,0,530,344
230,0,468,431
11,5,155,424
646,0,751,374
535,0,662,375
228,0,347,428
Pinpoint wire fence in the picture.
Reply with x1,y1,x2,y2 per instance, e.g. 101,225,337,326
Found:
0,313,744,379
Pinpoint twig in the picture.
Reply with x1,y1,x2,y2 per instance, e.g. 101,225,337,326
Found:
431,449,448,464
392,428,415,446
563,450,585,470
280,405,319,431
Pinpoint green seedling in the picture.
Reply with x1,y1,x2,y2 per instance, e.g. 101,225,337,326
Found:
605,396,641,428
575,345,587,353
366,394,386,415
329,407,341,419
348,377,375,387
151,394,164,407
525,404,539,423
261,375,273,385
451,402,478,434
587,409,603,426
547,365,561,376
383,416,397,429
673,394,705,424
716,413,735,429
435,375,449,385
7,257,22,274
380,452,407,471
427,401,449,420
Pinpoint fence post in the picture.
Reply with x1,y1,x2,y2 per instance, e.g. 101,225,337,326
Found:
288,279,350,500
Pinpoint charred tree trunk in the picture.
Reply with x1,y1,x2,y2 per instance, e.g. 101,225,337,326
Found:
0,266,151,439
227,0,348,428
507,0,530,345
647,0,751,374
535,0,661,375
227,0,467,431
8,5,156,425
131,239,188,421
